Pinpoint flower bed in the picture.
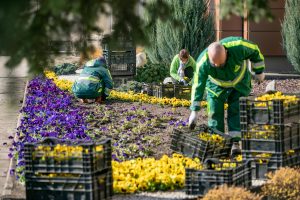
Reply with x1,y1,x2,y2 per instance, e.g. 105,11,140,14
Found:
11,75,203,194
113,154,202,193
10,77,88,183
44,70,207,108
83,102,189,161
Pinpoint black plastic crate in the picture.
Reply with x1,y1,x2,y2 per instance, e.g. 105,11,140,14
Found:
242,150,300,180
24,138,111,175
170,127,232,162
152,84,175,98
103,50,135,65
112,75,135,88
103,50,136,76
174,85,191,100
109,63,136,76
26,169,113,200
185,160,252,196
141,84,154,96
240,95,300,125
102,42,134,51
241,122,300,153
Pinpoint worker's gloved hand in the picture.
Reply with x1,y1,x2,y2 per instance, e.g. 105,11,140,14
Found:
188,111,198,130
183,76,190,82
255,72,265,83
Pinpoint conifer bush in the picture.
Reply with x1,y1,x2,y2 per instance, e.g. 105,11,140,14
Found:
145,0,215,64
282,0,300,73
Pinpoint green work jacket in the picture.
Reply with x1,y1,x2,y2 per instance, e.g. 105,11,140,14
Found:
190,37,265,111
170,55,196,81
72,59,113,99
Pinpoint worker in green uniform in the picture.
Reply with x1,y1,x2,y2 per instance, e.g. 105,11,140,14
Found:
168,49,196,85
72,57,113,104
188,37,265,152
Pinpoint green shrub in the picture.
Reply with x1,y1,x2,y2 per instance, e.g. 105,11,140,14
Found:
282,0,300,73
135,63,169,84
116,81,144,93
54,63,78,75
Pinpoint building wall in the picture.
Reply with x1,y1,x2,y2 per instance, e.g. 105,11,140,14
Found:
212,0,296,73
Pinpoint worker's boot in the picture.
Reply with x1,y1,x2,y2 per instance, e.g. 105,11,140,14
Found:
95,96,103,104
95,94,107,104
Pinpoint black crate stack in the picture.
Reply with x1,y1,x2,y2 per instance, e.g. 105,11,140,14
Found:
24,138,112,200
240,95,300,180
185,160,252,196
171,127,251,196
101,36,136,88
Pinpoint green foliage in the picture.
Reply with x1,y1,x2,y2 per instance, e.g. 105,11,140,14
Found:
135,63,169,84
145,0,215,64
54,63,78,75
116,81,144,93
0,0,172,73
220,0,274,23
282,0,300,73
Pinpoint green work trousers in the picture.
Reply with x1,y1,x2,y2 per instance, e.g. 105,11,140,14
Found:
206,88,244,137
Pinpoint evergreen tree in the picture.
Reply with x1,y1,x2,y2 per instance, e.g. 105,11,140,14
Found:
145,0,215,64
282,0,300,73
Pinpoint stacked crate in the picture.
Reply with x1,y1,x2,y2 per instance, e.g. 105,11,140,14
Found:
240,94,300,180
185,160,252,196
24,138,112,200
171,127,252,196
101,36,136,88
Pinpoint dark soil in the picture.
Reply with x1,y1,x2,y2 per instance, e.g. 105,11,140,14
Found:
251,79,300,95
76,79,300,160
76,100,205,160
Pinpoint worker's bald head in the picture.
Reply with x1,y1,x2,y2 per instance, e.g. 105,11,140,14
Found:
208,42,227,68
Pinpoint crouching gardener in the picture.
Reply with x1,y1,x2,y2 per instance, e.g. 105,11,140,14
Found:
188,37,265,153
72,57,113,104
166,49,196,85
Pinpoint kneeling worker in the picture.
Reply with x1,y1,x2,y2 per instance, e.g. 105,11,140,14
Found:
72,57,113,104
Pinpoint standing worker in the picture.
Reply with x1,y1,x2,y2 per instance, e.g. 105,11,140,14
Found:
168,49,196,85
188,37,265,152
72,57,113,104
